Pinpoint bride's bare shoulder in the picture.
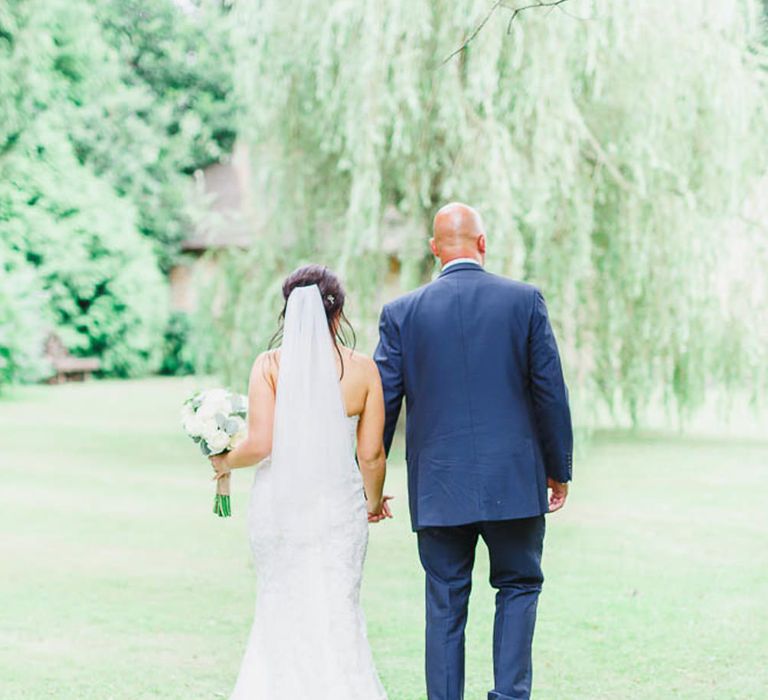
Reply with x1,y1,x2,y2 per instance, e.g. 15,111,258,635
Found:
250,350,279,387
343,348,380,379
253,348,280,367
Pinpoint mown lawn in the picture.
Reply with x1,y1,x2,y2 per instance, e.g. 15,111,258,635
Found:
1,377,766,699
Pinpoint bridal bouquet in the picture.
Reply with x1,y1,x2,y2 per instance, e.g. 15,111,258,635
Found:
181,389,247,517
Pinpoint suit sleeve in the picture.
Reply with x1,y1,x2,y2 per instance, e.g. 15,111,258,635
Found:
373,304,404,456
528,289,573,482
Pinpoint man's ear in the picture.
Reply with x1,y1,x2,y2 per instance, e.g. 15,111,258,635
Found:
478,234,487,255
429,237,438,257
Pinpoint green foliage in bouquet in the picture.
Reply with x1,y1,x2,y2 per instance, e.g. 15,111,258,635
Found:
204,0,768,424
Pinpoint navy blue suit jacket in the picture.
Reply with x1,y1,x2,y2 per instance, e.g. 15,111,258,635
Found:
374,262,573,531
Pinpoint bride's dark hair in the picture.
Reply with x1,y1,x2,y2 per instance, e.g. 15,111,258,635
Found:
268,264,356,378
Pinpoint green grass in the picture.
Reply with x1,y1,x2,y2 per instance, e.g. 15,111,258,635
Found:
1,378,766,699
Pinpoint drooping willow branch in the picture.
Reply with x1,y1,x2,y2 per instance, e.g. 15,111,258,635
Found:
224,0,768,423
443,0,572,64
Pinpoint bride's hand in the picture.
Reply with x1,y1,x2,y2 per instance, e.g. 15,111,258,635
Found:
209,453,231,480
368,495,394,523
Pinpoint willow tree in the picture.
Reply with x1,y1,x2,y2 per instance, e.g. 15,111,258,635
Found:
201,0,768,424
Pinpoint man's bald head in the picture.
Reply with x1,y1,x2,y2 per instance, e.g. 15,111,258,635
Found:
430,202,487,267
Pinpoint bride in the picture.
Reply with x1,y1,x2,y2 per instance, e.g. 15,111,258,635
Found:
209,264,391,699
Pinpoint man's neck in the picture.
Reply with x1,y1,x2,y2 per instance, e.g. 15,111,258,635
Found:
441,256,483,271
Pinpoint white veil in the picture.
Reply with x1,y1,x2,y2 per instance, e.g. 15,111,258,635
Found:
269,284,351,538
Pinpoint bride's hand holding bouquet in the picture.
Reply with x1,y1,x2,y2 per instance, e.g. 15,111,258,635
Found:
181,389,247,517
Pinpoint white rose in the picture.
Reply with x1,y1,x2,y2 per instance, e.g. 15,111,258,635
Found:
203,401,232,421
200,417,221,442
196,402,219,421
198,390,230,416
183,413,205,438
206,429,231,454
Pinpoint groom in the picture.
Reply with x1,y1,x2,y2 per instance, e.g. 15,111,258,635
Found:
374,203,572,700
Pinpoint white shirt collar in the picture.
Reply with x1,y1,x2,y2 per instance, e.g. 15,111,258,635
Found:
441,257,483,272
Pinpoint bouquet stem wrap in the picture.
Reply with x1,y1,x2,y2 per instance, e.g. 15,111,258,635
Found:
213,473,231,517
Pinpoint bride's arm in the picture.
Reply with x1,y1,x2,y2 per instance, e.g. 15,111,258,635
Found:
356,360,387,516
216,353,275,471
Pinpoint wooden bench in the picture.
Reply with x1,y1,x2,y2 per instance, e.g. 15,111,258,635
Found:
44,334,101,384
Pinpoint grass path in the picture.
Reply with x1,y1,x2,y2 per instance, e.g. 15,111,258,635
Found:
1,377,766,698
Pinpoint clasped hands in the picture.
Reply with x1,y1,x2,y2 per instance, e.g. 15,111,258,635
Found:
367,495,394,524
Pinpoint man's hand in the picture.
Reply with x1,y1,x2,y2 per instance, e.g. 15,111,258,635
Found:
368,495,394,523
547,478,568,513
209,453,231,480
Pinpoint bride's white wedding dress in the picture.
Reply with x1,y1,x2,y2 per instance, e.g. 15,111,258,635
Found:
229,285,387,700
